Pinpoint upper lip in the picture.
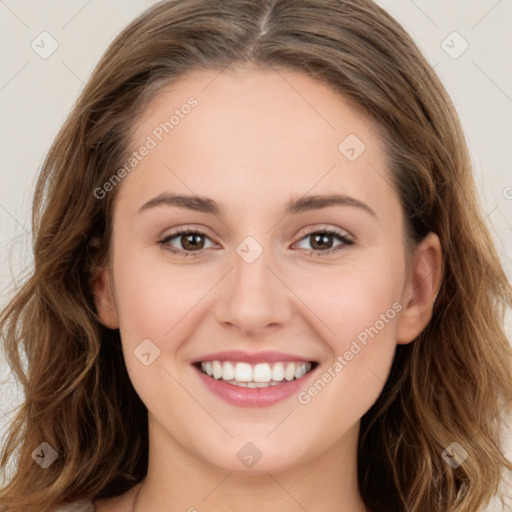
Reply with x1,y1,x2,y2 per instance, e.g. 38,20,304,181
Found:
191,350,317,365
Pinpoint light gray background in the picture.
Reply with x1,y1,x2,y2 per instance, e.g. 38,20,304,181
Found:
0,1,511,509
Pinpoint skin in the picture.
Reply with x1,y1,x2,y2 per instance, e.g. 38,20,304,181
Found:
93,66,442,512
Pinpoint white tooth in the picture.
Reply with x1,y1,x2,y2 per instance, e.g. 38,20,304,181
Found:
271,362,285,381
223,361,235,380
234,362,252,382
247,382,257,388
284,362,296,381
253,363,272,383
294,363,306,379
206,360,312,383
212,361,223,379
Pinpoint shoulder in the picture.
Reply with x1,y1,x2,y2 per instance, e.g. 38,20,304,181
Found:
54,499,95,512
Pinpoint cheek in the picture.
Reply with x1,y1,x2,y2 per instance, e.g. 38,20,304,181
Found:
111,250,203,413
291,251,404,411
292,252,404,347
112,245,198,339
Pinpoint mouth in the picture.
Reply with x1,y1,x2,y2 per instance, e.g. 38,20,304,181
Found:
193,360,319,388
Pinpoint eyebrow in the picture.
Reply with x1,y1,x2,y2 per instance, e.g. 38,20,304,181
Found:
137,192,377,218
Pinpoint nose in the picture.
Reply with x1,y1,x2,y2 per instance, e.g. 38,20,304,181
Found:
213,239,293,337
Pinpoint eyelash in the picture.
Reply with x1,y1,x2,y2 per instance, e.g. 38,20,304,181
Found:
158,227,354,258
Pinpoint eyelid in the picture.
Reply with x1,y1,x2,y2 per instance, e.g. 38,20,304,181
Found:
160,223,354,243
294,223,353,242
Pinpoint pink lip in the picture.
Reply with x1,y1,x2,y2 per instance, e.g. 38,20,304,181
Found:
192,363,318,408
190,350,316,364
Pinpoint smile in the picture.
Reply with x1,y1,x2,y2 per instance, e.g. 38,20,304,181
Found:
196,360,317,387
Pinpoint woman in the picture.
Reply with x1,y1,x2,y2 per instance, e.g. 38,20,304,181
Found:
1,1,511,511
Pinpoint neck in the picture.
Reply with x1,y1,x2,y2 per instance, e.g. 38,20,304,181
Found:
136,415,368,512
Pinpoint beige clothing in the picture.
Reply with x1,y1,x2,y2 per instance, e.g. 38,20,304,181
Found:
54,499,95,511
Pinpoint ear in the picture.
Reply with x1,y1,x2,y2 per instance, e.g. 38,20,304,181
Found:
396,232,443,345
91,265,120,330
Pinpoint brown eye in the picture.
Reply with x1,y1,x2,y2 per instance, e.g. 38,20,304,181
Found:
309,233,336,251
179,232,205,251
295,229,354,255
159,229,214,257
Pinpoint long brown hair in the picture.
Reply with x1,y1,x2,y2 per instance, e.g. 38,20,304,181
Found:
1,1,511,511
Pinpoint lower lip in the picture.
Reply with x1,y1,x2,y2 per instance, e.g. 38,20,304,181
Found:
194,365,317,408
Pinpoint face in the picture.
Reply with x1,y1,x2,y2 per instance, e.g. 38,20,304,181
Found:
94,66,441,474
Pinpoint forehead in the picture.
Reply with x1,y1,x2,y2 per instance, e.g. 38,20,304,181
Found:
117,66,397,222
133,65,379,154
